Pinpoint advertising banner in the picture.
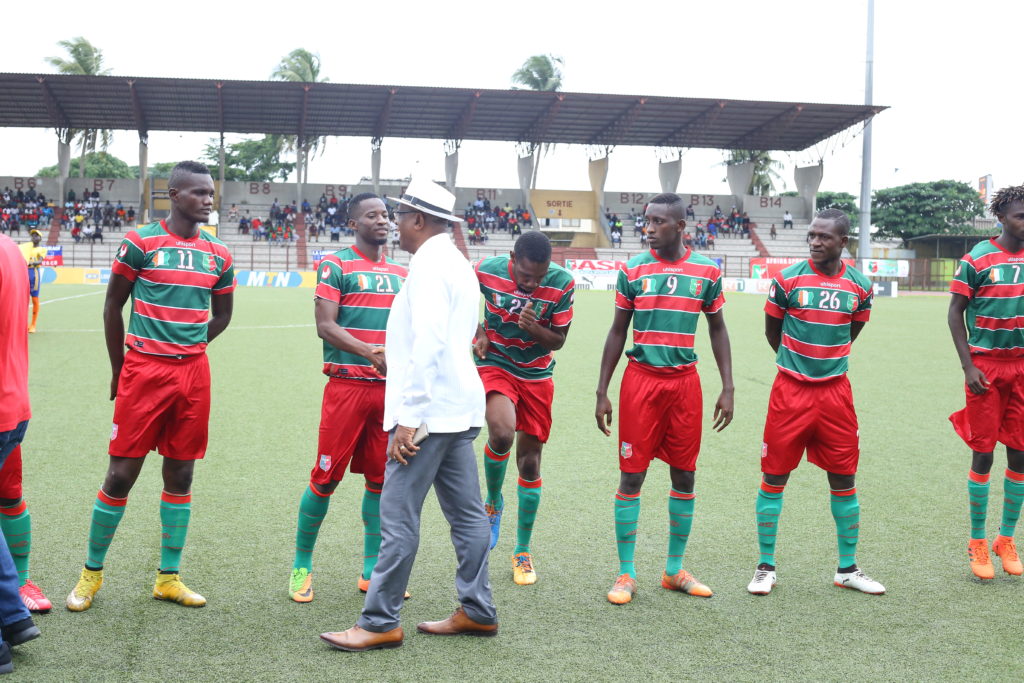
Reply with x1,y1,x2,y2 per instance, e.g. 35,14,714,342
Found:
563,259,625,290
43,246,63,267
861,259,909,278
750,257,855,279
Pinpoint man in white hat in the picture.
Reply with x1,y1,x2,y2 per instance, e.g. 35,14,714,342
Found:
320,178,496,652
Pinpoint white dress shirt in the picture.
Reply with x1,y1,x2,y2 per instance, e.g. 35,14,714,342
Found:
384,233,485,433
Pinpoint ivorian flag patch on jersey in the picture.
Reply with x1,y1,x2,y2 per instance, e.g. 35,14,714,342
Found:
641,278,654,294
154,250,169,267
797,290,813,306
690,279,703,296
356,274,370,290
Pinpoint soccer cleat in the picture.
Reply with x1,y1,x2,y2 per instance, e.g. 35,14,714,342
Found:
485,501,503,550
661,570,713,597
153,573,206,607
512,552,537,585
27,325,36,334
358,575,411,599
992,536,1023,576
968,538,995,579
747,566,778,595
833,568,885,594
19,581,52,613
66,567,103,612
290,568,313,603
607,573,637,604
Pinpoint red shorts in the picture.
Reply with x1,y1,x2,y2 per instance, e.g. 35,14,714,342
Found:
478,365,554,442
310,378,387,486
618,361,702,473
109,350,211,460
761,371,859,476
0,446,22,499
949,356,1024,452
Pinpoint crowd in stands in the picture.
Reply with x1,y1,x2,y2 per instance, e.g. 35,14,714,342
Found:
233,194,362,245
462,198,532,246
1,186,136,244
602,203,759,251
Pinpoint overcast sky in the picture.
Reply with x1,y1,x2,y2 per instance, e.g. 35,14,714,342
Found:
1,0,1018,200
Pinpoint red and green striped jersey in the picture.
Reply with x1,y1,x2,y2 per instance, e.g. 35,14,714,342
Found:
765,259,872,382
315,246,407,380
615,248,724,371
475,256,574,380
950,238,1024,357
111,220,235,357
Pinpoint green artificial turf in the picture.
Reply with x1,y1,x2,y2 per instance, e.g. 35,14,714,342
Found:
10,285,1021,681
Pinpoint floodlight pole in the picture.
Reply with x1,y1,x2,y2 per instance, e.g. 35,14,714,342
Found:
857,0,875,258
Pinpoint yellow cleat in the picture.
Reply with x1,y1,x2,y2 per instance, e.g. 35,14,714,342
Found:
607,573,637,605
661,570,713,597
290,568,313,603
512,552,537,585
153,573,206,607
66,567,103,612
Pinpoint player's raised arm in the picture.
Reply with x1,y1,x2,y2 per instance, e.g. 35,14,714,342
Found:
705,310,734,431
102,273,134,400
595,307,632,436
948,293,988,394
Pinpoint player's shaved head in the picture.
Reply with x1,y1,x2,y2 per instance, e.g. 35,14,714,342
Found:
168,160,212,189
348,192,381,221
815,208,850,236
648,192,686,220
513,231,552,264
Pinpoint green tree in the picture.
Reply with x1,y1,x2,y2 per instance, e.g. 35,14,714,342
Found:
271,49,328,184
816,191,859,224
47,37,113,177
511,54,564,189
36,151,133,178
872,180,985,245
723,150,784,196
128,162,178,179
203,136,295,181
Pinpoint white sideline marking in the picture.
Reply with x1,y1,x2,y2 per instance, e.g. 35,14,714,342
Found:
40,291,104,305
41,323,315,333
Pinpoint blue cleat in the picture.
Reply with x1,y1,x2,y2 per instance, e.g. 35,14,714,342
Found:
485,500,503,550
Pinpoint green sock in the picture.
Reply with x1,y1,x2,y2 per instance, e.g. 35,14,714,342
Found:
87,490,128,569
968,471,990,540
0,501,31,585
756,481,784,566
294,485,331,571
614,490,641,578
483,443,510,508
999,470,1024,537
830,487,860,569
666,488,694,575
159,491,192,573
514,477,541,554
361,482,382,580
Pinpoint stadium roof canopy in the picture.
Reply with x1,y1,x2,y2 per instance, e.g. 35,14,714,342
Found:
0,73,886,152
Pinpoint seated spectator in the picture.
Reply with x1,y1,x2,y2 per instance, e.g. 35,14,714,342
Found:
611,227,622,248
330,223,341,242
685,205,695,220
126,206,136,223
769,223,777,240
683,231,692,248
71,223,82,242
633,214,644,236
707,233,715,249
238,214,250,235
228,203,239,221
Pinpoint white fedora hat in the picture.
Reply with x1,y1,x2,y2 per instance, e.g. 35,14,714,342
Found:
389,177,463,222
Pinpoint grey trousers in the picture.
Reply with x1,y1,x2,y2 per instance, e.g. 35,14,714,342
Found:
358,427,496,632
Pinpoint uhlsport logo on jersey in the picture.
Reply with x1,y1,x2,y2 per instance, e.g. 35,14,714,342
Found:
620,442,633,459
797,290,813,306
319,454,332,471
690,279,703,297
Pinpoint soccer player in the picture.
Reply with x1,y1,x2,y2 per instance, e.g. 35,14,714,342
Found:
948,185,1024,579
19,230,46,333
65,161,235,612
473,232,574,586
747,208,884,596
595,192,734,605
289,193,408,602
0,448,50,613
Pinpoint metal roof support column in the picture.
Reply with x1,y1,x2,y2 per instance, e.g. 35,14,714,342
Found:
138,137,149,223
515,143,535,221
657,148,683,194
218,132,225,212
444,139,460,192
587,146,611,246
371,137,383,195
726,162,755,211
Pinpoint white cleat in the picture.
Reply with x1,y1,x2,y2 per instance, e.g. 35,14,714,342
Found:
833,568,885,595
747,567,777,595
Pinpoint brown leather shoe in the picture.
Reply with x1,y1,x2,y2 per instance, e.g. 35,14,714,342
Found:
416,607,498,637
320,625,404,651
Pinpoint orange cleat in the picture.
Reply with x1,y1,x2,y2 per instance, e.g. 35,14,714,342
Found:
992,536,1023,576
607,574,637,605
661,570,713,597
968,538,995,579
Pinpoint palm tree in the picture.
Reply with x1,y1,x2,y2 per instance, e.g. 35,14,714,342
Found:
724,149,785,196
271,49,328,184
47,37,113,177
511,55,563,189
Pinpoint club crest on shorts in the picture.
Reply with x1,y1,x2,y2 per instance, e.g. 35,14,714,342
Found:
761,442,768,458
110,423,118,441
319,454,331,471
620,442,633,459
